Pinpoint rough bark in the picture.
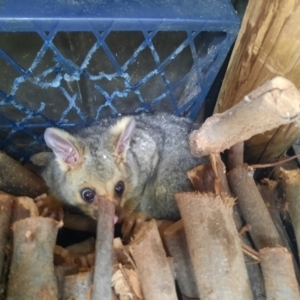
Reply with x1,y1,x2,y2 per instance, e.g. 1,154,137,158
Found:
175,192,253,300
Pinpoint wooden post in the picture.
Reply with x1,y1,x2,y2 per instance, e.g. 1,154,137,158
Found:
214,0,300,163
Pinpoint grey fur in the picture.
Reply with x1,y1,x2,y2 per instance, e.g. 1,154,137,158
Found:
42,113,207,220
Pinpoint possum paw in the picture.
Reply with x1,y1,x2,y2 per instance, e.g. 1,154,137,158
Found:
121,211,149,242
34,193,64,220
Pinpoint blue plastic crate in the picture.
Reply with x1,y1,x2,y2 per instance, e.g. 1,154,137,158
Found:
0,0,239,161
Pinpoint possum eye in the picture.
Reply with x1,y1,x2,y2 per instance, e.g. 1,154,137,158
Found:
81,188,95,203
115,181,125,197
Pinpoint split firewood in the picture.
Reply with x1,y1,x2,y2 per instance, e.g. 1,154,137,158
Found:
63,270,93,300
63,212,97,233
92,196,115,300
189,151,265,299
0,193,13,280
259,247,300,300
11,195,39,223
175,192,253,300
113,238,143,300
258,180,299,255
54,245,95,268
277,168,300,258
258,179,300,284
227,164,283,250
66,237,95,255
187,163,215,193
164,220,199,299
130,219,177,300
190,77,300,157
7,217,61,300
0,193,40,299
156,220,175,256
227,142,244,171
0,151,48,198
55,265,79,299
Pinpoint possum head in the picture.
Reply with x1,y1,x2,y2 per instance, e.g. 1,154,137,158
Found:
43,117,136,221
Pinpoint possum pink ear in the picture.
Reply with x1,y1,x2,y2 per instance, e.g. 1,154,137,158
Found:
116,117,136,156
44,128,80,165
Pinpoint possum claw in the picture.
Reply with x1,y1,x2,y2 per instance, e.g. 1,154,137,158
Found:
121,212,149,241
34,194,64,221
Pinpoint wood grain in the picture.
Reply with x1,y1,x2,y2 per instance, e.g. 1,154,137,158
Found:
214,0,300,163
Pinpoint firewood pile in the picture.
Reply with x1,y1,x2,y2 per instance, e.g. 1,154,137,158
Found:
1,76,300,299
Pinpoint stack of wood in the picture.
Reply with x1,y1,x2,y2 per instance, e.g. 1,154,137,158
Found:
1,76,300,300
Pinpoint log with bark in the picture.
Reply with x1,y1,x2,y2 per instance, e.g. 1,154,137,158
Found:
190,77,300,157
130,219,177,300
259,247,300,300
175,192,253,300
92,196,115,300
7,217,61,300
277,168,300,258
163,220,199,299
0,151,47,198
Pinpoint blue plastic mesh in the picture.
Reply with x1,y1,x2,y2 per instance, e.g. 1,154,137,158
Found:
0,0,240,161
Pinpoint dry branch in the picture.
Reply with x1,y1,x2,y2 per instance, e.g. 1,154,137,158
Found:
0,151,47,198
11,195,39,223
92,196,115,300
7,217,60,300
63,270,93,300
66,237,95,255
227,142,244,171
258,180,300,283
130,219,177,300
190,77,300,157
113,238,143,300
54,265,79,299
0,193,13,279
54,245,95,268
259,247,300,300
164,220,199,299
278,168,300,257
227,165,282,249
63,212,97,233
175,192,252,300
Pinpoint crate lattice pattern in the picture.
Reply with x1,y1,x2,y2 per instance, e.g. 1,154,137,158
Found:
0,26,230,161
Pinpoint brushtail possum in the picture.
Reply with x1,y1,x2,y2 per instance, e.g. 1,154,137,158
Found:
40,113,206,235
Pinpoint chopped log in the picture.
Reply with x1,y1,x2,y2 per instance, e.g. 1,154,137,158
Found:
227,142,244,171
175,193,253,300
214,1,300,164
7,217,60,300
278,168,300,258
258,180,298,256
190,77,300,157
227,164,282,249
156,220,174,256
258,180,300,283
113,238,143,300
66,237,95,255
164,220,199,299
54,245,95,268
11,195,39,223
187,163,215,193
130,219,177,300
1,194,40,298
259,247,300,300
92,196,115,300
63,271,93,300
0,193,13,280
0,151,47,198
63,212,97,233
210,153,231,196
55,265,79,299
